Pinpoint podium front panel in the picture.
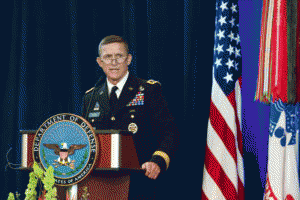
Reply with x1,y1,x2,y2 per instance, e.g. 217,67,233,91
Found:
21,130,141,170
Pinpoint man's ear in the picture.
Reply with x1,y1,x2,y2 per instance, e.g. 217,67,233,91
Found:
96,57,103,68
126,54,133,65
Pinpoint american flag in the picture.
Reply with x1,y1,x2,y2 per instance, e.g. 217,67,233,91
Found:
201,0,244,199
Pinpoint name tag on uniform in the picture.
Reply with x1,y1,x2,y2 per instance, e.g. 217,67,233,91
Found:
88,112,100,118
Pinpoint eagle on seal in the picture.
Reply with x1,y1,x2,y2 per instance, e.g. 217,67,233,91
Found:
43,143,86,166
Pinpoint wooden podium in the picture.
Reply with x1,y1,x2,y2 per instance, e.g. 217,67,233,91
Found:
21,129,142,199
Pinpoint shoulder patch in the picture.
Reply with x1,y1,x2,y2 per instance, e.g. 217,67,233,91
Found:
147,79,161,85
85,87,95,94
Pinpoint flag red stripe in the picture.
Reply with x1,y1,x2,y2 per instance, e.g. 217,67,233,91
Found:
210,101,237,163
205,145,238,200
238,177,245,200
201,190,209,200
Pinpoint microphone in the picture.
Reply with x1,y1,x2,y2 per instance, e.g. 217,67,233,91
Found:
84,76,105,120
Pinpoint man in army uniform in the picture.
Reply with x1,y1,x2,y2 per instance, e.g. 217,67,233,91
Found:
81,35,177,199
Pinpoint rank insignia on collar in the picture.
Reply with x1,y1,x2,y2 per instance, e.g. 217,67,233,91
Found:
127,92,144,106
139,86,144,91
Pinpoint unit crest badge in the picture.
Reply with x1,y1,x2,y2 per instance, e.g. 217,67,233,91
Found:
33,113,98,186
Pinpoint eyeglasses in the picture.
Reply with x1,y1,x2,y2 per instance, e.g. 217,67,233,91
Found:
101,54,128,64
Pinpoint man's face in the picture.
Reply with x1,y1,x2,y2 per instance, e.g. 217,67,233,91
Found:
97,42,132,85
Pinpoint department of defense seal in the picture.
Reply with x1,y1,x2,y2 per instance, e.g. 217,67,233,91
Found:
33,113,98,186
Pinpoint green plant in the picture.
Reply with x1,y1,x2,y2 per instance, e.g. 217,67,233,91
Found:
7,193,15,200
24,162,57,200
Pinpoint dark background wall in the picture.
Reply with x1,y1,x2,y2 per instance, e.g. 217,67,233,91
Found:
0,0,267,199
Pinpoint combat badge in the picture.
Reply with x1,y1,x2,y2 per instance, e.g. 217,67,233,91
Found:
33,113,98,186
128,123,138,134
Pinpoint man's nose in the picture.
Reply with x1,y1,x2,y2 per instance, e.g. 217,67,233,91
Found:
111,59,117,64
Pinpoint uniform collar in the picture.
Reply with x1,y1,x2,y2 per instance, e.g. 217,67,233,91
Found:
106,71,129,98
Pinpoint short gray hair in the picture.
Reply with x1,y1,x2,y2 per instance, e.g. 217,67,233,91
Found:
98,35,129,56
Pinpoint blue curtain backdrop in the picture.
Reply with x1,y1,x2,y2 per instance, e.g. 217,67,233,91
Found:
0,0,270,199
239,0,270,198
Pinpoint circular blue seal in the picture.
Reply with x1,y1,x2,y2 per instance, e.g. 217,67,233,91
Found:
33,113,98,186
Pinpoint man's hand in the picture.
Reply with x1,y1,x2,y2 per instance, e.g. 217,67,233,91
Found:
142,162,161,180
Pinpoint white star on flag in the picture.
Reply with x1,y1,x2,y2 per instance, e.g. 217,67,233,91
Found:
220,1,228,12
234,61,239,70
235,48,241,58
234,34,240,44
216,29,225,40
218,15,227,26
227,44,235,55
215,58,222,68
223,72,233,83
215,44,224,54
231,3,237,13
225,58,234,70
229,16,235,27
228,31,235,41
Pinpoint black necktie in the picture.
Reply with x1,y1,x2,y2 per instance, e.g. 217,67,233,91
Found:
110,86,118,114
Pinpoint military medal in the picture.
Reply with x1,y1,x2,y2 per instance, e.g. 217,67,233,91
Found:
128,123,138,134
127,92,144,106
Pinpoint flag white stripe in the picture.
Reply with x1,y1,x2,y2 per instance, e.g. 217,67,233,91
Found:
208,120,238,190
237,148,244,185
235,81,242,129
203,166,226,200
212,78,237,138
